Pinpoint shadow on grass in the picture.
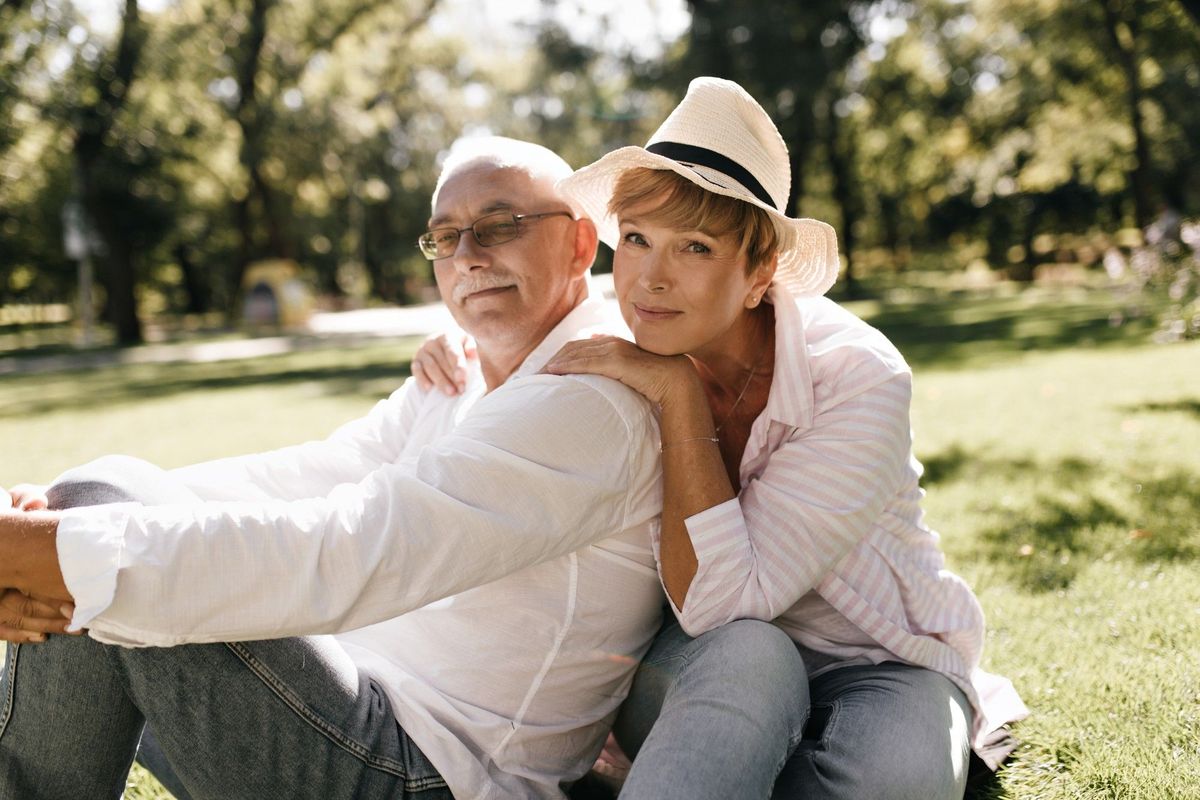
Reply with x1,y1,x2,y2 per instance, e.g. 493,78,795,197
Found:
857,292,1160,369
924,450,1200,592
1121,399,1200,419
0,357,413,419
921,446,1095,487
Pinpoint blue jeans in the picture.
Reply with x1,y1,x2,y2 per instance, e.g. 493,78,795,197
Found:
0,456,451,800
615,619,972,800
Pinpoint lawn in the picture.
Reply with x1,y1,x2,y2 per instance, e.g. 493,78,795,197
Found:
2,287,1198,799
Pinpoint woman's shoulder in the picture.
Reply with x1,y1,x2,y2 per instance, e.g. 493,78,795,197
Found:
790,297,908,372
781,295,912,407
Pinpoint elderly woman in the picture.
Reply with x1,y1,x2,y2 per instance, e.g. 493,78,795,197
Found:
413,77,1027,799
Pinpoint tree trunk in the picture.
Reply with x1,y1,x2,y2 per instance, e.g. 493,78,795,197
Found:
825,95,858,296
176,242,211,314
72,0,145,344
231,0,275,305
1100,0,1154,230
879,193,903,270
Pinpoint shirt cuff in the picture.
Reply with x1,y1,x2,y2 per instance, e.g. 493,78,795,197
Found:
665,499,750,625
56,503,137,631
683,498,747,564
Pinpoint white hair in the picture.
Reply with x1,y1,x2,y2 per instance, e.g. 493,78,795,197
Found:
432,136,579,212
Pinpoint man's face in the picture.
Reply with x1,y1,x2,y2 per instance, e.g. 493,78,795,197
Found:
428,163,584,352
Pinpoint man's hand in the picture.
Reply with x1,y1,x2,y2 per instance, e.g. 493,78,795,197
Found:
0,589,76,644
5,483,49,511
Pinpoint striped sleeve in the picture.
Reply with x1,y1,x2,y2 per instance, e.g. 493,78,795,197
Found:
673,369,914,636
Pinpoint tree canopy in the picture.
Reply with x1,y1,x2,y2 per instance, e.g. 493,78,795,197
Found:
1,0,1196,342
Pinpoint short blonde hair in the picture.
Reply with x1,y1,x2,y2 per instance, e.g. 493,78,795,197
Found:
608,168,779,272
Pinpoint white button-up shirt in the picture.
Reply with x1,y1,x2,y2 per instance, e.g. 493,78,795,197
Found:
671,289,1028,750
56,297,666,800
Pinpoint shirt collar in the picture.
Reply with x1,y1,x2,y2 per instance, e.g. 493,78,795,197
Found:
761,285,816,430
508,279,619,382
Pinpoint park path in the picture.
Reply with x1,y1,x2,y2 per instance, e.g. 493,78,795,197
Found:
0,276,618,376
0,302,456,377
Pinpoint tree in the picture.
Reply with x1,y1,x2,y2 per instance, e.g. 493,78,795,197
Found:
675,2,863,218
71,0,149,343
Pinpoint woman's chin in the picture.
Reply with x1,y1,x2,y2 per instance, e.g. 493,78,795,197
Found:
632,335,688,357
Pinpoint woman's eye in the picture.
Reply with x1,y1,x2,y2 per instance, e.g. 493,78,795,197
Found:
684,241,712,254
622,232,648,247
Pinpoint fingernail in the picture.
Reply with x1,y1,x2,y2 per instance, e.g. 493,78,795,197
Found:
30,633,46,643
60,604,75,619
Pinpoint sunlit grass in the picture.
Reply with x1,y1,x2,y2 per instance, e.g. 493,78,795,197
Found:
2,290,1198,798
0,339,422,485
904,339,1200,799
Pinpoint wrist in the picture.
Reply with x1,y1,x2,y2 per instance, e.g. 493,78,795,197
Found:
656,360,708,418
657,376,710,443
1,512,68,599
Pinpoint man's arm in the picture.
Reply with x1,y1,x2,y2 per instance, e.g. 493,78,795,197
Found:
51,375,661,646
0,511,70,602
168,379,423,502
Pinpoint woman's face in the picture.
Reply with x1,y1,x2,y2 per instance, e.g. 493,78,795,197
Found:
612,195,774,357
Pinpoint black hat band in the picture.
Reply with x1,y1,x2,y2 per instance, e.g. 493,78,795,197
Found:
645,141,777,209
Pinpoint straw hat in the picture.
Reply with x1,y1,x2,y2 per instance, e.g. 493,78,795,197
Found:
558,77,840,297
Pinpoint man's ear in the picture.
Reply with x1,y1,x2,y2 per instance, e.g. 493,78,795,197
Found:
570,217,600,278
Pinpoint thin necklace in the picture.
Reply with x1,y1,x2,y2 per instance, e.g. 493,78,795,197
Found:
714,344,767,434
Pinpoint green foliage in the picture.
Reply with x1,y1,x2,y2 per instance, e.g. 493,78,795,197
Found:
2,0,1199,336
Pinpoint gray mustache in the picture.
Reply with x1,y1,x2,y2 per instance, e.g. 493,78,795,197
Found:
453,273,517,302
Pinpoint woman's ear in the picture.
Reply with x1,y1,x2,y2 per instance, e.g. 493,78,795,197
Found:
745,254,778,308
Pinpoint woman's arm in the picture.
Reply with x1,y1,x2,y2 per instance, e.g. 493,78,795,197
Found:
547,337,916,635
673,369,914,635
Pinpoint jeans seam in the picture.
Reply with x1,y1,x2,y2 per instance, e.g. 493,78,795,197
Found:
224,642,447,791
786,705,808,753
796,701,839,759
0,644,18,739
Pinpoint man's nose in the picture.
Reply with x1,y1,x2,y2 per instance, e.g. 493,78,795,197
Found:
450,229,491,272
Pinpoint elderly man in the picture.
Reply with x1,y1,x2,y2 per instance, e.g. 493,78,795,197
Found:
0,137,671,800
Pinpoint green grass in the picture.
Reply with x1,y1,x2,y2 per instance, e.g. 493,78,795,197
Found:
0,339,424,484
2,290,1199,798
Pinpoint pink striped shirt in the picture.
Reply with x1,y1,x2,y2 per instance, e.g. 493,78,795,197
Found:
664,287,1028,748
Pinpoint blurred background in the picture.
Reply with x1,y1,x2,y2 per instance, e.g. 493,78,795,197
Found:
3,4,1200,797
1,0,1197,347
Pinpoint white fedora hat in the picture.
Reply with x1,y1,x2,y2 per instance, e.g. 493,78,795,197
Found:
558,77,840,297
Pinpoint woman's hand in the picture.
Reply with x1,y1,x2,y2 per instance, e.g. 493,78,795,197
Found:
0,588,77,644
411,333,475,396
5,483,49,512
542,336,695,408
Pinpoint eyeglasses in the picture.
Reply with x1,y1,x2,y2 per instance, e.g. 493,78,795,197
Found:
417,211,574,261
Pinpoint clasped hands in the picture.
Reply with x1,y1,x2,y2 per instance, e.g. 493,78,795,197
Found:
1,484,77,644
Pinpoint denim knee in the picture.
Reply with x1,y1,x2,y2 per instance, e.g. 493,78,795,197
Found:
47,455,185,509
680,620,808,744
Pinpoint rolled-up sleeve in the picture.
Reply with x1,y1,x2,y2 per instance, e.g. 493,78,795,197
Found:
671,370,913,636
59,375,660,646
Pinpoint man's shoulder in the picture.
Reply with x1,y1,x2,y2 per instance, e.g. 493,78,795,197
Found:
489,372,656,426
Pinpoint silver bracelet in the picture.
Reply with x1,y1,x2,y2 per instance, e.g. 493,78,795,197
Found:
660,435,720,452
